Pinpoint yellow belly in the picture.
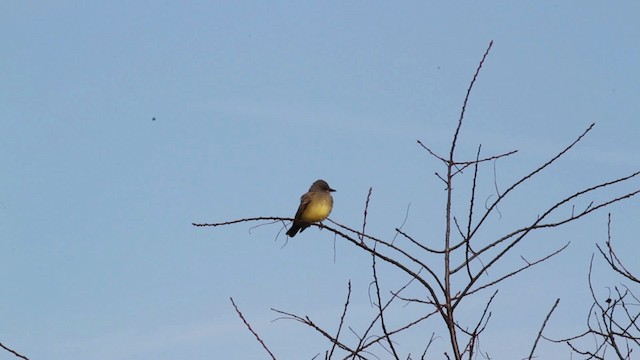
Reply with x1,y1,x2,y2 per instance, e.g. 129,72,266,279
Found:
300,198,333,222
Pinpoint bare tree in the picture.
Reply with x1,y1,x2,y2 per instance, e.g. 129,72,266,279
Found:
194,41,640,359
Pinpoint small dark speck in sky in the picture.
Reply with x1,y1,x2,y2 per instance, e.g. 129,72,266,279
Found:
152,117,156,121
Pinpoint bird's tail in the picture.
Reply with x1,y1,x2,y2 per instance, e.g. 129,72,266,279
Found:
286,223,301,237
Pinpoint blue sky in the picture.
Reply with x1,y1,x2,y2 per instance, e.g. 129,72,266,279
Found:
1,2,639,359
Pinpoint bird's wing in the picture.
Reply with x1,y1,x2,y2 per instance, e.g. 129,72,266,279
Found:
294,192,313,220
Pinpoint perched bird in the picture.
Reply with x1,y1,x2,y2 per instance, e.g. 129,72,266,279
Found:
286,180,336,237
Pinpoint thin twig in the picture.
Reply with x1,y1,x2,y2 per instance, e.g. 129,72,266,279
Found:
354,275,428,356
395,228,443,254
328,281,352,359
271,309,360,356
230,297,277,360
0,342,30,360
596,214,639,284
391,203,412,245
371,251,400,359
528,298,560,360
327,219,446,297
361,188,373,242
469,123,597,241
460,242,569,300
450,40,494,161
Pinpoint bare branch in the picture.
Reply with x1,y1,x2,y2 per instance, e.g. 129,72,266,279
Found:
355,273,431,356
370,250,400,359
327,219,446,298
547,252,640,359
391,202,411,245
0,342,30,360
395,228,444,254
460,290,498,359
459,150,519,167
596,214,639,284
361,188,373,242
416,140,447,164
469,122,597,241
465,145,482,281
528,298,560,360
271,308,363,358
451,171,640,293
441,39,494,360
230,297,277,360
450,40,494,161
462,242,569,299
193,216,290,227
329,281,353,359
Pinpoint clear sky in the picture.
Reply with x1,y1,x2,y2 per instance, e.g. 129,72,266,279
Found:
1,2,639,359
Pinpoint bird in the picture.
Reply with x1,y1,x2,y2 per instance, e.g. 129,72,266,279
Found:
286,180,336,237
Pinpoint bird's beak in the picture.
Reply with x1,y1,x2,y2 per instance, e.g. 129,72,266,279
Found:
329,188,336,192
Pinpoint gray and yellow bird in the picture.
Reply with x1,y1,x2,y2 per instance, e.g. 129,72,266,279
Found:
286,180,336,237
